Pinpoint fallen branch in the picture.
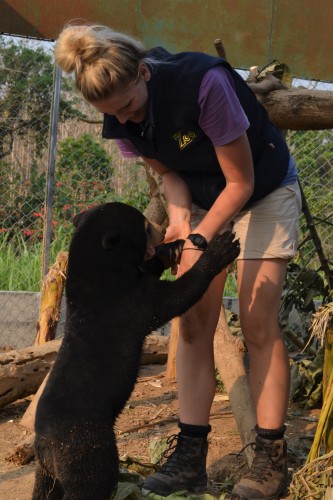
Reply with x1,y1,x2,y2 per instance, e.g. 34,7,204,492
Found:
6,432,35,465
118,410,233,435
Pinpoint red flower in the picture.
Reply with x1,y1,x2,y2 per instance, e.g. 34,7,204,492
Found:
22,229,36,237
0,228,7,234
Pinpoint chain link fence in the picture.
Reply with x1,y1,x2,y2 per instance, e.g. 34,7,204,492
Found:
0,34,332,350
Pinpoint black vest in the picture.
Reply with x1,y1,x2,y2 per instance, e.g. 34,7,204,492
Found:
102,51,290,210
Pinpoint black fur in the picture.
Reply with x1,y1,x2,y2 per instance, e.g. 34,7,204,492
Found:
32,202,240,500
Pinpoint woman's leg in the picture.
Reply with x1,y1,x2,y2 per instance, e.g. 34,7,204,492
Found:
177,270,226,425
143,270,226,496
237,257,290,428
231,257,290,499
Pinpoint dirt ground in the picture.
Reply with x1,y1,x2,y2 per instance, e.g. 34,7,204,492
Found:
0,363,320,500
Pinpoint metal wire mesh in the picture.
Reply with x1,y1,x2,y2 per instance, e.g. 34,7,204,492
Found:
0,35,332,350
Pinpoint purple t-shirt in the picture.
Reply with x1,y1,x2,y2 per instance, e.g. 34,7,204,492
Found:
115,66,249,158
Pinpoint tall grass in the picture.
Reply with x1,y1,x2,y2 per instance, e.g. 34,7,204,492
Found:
0,224,72,292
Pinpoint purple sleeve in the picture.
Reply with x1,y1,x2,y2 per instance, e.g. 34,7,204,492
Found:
198,66,249,146
115,138,141,158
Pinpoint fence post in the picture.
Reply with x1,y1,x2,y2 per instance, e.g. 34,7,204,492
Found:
41,63,62,278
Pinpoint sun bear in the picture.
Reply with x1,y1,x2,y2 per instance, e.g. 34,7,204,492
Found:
32,201,240,500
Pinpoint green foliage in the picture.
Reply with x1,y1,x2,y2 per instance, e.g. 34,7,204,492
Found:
55,134,114,211
0,36,80,159
112,162,150,213
290,349,324,408
0,38,51,157
280,261,331,409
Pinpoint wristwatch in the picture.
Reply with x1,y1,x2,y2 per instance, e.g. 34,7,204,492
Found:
186,233,208,250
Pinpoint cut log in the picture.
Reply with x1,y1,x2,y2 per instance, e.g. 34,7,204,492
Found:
214,307,257,467
0,335,168,409
0,339,60,409
260,88,333,130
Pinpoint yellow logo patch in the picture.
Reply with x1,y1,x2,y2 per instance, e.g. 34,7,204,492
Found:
173,131,198,150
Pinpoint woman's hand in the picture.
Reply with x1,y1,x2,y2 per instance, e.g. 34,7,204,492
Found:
164,222,191,243
177,239,203,277
163,222,191,275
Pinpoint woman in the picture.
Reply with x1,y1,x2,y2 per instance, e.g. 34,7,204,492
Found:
55,24,301,500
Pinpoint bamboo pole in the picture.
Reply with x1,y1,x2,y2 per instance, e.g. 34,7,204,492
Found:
307,365,333,462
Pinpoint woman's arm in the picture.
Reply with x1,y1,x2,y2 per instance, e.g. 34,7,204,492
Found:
142,156,193,241
194,132,254,242
143,132,253,274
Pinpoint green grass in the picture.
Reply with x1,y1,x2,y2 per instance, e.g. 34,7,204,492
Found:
161,268,238,297
0,225,72,292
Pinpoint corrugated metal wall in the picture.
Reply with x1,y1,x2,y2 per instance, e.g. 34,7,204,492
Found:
1,0,333,81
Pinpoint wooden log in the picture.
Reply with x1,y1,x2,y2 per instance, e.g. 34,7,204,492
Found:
260,88,333,130
165,317,179,379
35,251,68,345
0,339,60,409
0,335,169,409
214,307,257,467
213,39,333,131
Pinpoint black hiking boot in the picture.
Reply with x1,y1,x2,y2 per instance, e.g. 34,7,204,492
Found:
231,436,288,500
142,433,209,496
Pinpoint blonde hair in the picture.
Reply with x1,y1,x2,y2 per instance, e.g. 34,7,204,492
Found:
55,24,147,101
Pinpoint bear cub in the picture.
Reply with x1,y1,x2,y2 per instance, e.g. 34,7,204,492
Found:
33,202,240,500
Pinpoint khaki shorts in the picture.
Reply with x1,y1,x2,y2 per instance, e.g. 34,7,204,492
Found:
191,182,302,260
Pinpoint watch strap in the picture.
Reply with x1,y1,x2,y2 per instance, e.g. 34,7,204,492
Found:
186,233,208,250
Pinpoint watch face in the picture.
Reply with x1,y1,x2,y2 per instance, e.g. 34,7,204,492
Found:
188,233,207,249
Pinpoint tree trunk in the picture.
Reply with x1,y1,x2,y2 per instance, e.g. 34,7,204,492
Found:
165,317,179,379
35,251,68,345
20,373,50,430
214,307,256,466
143,163,168,228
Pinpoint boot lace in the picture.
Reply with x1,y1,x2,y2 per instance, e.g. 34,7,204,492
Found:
158,434,193,475
237,440,282,484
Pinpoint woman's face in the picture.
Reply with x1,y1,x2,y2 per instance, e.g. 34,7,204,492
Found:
91,63,150,124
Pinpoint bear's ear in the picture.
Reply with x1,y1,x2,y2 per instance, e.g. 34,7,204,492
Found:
102,229,119,250
73,210,87,228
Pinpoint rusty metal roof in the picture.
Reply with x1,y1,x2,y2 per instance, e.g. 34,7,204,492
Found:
1,0,332,81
